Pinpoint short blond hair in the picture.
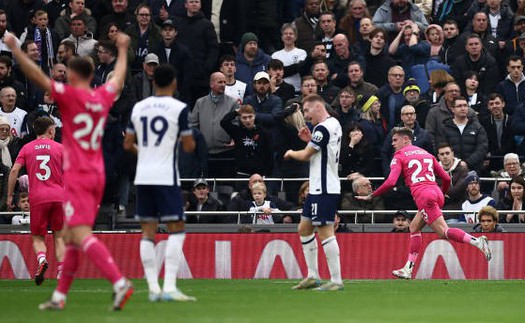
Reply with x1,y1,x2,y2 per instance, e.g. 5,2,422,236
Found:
251,182,267,195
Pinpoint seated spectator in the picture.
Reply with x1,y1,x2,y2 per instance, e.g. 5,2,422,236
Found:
0,159,8,220
243,71,283,126
339,121,375,180
131,53,159,101
457,171,496,224
0,116,25,168
388,21,430,78
497,176,525,223
339,61,378,105
334,86,359,130
271,23,307,92
56,40,76,65
437,143,468,210
472,205,505,233
425,24,444,59
186,178,227,224
248,182,280,225
402,78,431,128
462,71,488,120
492,153,525,206
340,175,386,223
125,4,161,74
424,69,455,105
0,55,28,111
268,59,295,105
391,210,410,233
334,213,353,233
0,87,27,137
10,192,30,225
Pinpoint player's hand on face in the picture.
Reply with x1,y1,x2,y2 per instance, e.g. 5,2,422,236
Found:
2,32,17,49
298,126,312,143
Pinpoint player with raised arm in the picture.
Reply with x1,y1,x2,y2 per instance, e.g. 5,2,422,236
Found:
3,31,134,310
124,64,196,302
7,116,65,286
284,94,343,291
357,127,491,279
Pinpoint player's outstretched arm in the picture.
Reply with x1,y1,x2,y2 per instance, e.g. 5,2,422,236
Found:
107,32,130,95
3,32,51,93
284,145,317,162
6,163,22,210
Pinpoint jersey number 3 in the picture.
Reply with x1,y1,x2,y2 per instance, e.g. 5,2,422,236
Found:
36,155,51,181
408,158,436,184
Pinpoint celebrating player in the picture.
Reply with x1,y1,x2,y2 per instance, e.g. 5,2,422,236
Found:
124,64,196,302
3,31,134,310
284,94,343,291
7,116,65,286
357,127,491,279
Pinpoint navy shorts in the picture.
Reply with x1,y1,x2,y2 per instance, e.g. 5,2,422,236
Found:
301,194,340,226
135,185,186,223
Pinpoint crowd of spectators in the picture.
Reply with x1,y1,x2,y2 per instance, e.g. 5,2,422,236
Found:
0,0,524,230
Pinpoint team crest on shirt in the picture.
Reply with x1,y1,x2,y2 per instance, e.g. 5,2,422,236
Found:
312,130,323,143
54,82,65,94
390,158,397,166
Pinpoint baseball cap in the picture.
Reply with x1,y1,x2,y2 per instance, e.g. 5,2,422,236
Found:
394,210,409,219
162,19,176,29
253,71,270,82
464,171,480,185
193,178,208,188
144,53,159,65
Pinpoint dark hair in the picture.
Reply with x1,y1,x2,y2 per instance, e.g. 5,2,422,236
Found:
466,33,482,43
97,40,117,57
218,55,235,66
59,40,76,54
21,40,36,53
70,15,86,24
33,116,55,136
154,64,177,88
465,71,478,81
135,3,151,15
452,96,468,107
507,55,523,66
68,56,94,79
436,142,453,152
100,22,119,41
510,176,525,201
369,28,387,40
347,61,363,71
268,58,284,70
19,192,28,200
392,127,414,141
443,20,458,27
301,75,315,85
319,11,336,20
0,55,12,68
488,93,505,102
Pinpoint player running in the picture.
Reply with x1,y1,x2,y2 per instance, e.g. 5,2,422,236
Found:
284,94,343,291
124,64,196,302
7,116,65,286
4,31,133,310
357,126,491,279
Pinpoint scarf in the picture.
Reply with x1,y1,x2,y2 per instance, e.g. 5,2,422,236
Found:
34,27,54,72
0,136,12,167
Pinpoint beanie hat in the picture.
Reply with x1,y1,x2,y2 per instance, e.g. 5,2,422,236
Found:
358,93,379,112
240,32,258,51
403,78,421,96
464,170,480,186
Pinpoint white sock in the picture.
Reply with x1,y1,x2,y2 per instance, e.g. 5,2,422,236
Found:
300,234,319,279
140,239,161,294
51,290,66,303
163,232,185,293
322,236,342,285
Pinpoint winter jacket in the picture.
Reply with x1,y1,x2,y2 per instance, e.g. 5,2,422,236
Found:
452,52,500,95
440,157,469,210
364,48,396,88
495,74,525,116
480,114,516,157
373,0,429,34
54,8,97,39
292,10,323,53
243,94,283,126
62,32,97,57
234,49,271,96
425,96,479,141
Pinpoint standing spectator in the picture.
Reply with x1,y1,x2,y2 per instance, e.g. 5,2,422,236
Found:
267,59,295,105
425,24,444,59
61,16,98,57
189,72,238,178
99,0,135,33
0,87,27,137
339,121,375,178
0,56,28,111
54,0,97,40
95,41,116,83
316,11,340,59
56,41,75,65
219,55,246,104
186,178,226,224
388,21,430,77
176,0,219,104
0,116,25,167
341,61,377,102
491,153,525,206
496,56,525,115
340,175,386,223
272,23,307,92
497,176,525,223
364,28,396,89
338,0,372,45
482,0,514,42
312,60,340,104
372,0,428,42
0,9,22,57
377,66,406,129
234,32,271,96
437,143,469,211
292,0,322,53
248,182,280,224
458,171,496,224
402,78,431,128
456,12,498,58
436,96,489,172
440,20,461,66
327,34,365,88
357,93,386,163
243,71,283,125
5,0,46,38
334,87,359,130
473,205,505,233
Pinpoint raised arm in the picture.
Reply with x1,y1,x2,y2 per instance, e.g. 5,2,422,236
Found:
107,32,130,95
3,32,51,93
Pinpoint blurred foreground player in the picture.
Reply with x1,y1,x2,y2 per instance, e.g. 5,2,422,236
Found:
284,94,343,291
4,31,134,310
124,64,196,302
7,116,65,286
357,127,492,279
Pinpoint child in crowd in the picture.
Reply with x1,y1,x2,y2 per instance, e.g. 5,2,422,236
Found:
249,182,280,224
11,192,31,225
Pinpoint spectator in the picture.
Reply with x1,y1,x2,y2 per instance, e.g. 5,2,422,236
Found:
334,86,359,130
220,104,273,178
338,61,378,105
176,0,219,104
364,28,396,89
131,53,159,101
391,209,410,232
436,96,489,172
9,191,30,225
312,60,340,104
95,41,116,83
272,23,307,92
497,175,525,223
292,0,322,53
248,182,280,224
456,12,498,59
54,0,97,40
473,205,506,232
243,71,283,125
452,33,500,95
377,66,406,129
463,71,488,119
458,171,496,224
186,178,227,224
0,87,27,137
425,24,444,59
0,9,21,57
295,180,309,214
481,93,516,172
56,40,75,65
219,55,246,104
152,19,193,104
61,15,97,57
338,0,372,46
437,142,469,210
0,116,25,167
297,41,327,77
372,0,428,42
425,69,455,105
327,34,365,88
267,58,295,105
491,153,525,205
388,21,430,77
357,93,386,167
99,0,135,33
434,2,472,31
340,175,386,223
317,10,340,59
5,0,46,37
234,32,271,96
402,78,431,128
496,56,525,116
358,17,375,46
189,72,238,178
0,56,28,111
149,0,185,26
440,20,461,66
47,1,70,29
500,17,525,64
482,0,513,42
339,121,375,179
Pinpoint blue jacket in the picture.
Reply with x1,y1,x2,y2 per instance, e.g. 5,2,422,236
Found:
243,94,283,125
495,75,525,116
234,49,271,96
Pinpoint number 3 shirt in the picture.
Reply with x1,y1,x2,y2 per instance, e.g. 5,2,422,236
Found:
127,95,192,186
15,138,64,206
50,81,116,174
373,145,451,198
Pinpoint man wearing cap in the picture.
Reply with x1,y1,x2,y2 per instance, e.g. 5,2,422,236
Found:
131,53,159,100
457,171,496,224
391,210,410,233
402,78,431,127
186,178,226,223
378,66,406,129
234,32,271,96
243,71,283,125
496,55,525,115
152,18,193,104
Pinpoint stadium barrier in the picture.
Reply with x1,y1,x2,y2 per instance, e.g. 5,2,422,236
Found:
1,232,523,280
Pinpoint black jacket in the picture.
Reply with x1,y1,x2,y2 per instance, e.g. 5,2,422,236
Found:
202,0,251,46
452,52,500,95
480,114,516,157
364,48,396,88
187,194,226,224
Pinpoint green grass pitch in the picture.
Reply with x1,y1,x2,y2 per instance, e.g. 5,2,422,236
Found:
1,279,524,323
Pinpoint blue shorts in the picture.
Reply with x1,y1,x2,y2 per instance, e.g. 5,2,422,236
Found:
135,185,186,223
301,194,340,226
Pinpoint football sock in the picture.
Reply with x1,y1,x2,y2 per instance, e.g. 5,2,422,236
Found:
322,236,342,285
444,228,473,244
57,261,64,279
81,235,122,284
300,234,319,279
408,232,422,264
56,245,79,296
37,252,46,264
140,238,161,294
163,232,185,293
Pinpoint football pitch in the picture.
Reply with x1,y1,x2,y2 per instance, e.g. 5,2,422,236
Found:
1,279,523,323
